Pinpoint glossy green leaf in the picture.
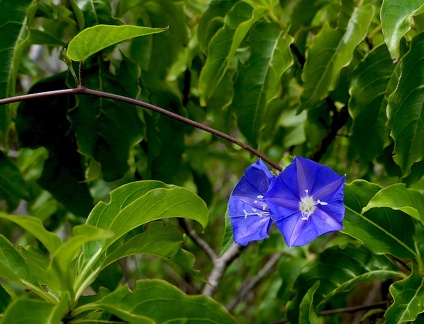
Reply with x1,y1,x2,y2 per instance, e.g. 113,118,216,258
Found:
381,0,424,60
198,1,267,104
299,281,320,324
47,225,114,292
75,181,208,296
387,32,424,177
102,222,202,280
89,181,208,243
233,21,293,147
0,213,62,254
73,279,237,323
363,183,424,226
286,244,402,322
1,293,69,324
67,24,167,61
17,247,52,290
385,265,424,323
0,0,33,146
343,180,417,259
0,234,38,285
301,4,374,109
348,44,394,161
0,151,29,200
197,0,237,53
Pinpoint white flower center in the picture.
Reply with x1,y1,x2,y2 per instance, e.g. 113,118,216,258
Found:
243,195,270,218
299,189,327,220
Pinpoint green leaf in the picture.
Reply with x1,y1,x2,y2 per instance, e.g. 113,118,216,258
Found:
348,44,394,161
220,210,234,255
0,151,29,200
67,24,167,62
233,21,293,147
363,183,424,226
286,244,402,322
75,181,208,296
1,293,69,324
301,4,374,109
299,281,321,324
88,181,208,242
0,0,33,146
381,0,424,60
73,279,237,323
102,222,202,280
18,247,52,289
47,225,114,292
387,32,424,177
69,0,85,30
385,264,424,323
0,213,62,254
343,180,417,259
0,234,38,285
197,0,237,53
198,1,267,105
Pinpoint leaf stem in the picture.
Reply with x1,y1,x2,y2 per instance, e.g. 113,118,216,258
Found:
0,87,282,171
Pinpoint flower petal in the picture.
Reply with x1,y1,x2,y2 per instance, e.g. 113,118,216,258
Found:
264,172,300,218
243,159,275,195
230,215,273,246
264,156,346,247
228,160,276,245
274,212,305,247
312,175,346,202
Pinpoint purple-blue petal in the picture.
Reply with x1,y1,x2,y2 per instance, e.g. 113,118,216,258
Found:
312,175,346,203
264,156,346,247
294,157,344,196
229,214,273,246
265,175,300,221
275,208,343,247
228,160,276,245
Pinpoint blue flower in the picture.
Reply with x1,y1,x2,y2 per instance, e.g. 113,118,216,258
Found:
265,156,346,247
228,160,276,246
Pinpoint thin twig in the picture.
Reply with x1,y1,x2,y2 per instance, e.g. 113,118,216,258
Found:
226,252,282,311
309,104,349,162
0,87,282,172
202,243,243,297
178,218,217,261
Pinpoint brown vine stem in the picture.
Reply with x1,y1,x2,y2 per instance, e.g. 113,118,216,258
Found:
0,86,282,172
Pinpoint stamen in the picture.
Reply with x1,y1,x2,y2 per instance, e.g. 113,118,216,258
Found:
299,189,328,221
243,207,270,218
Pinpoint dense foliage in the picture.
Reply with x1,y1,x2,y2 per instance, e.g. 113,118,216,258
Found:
0,0,424,323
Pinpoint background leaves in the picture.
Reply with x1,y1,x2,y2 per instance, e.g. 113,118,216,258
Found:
0,0,424,323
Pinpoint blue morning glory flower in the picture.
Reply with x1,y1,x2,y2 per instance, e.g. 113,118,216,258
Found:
265,156,346,247
228,160,276,246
